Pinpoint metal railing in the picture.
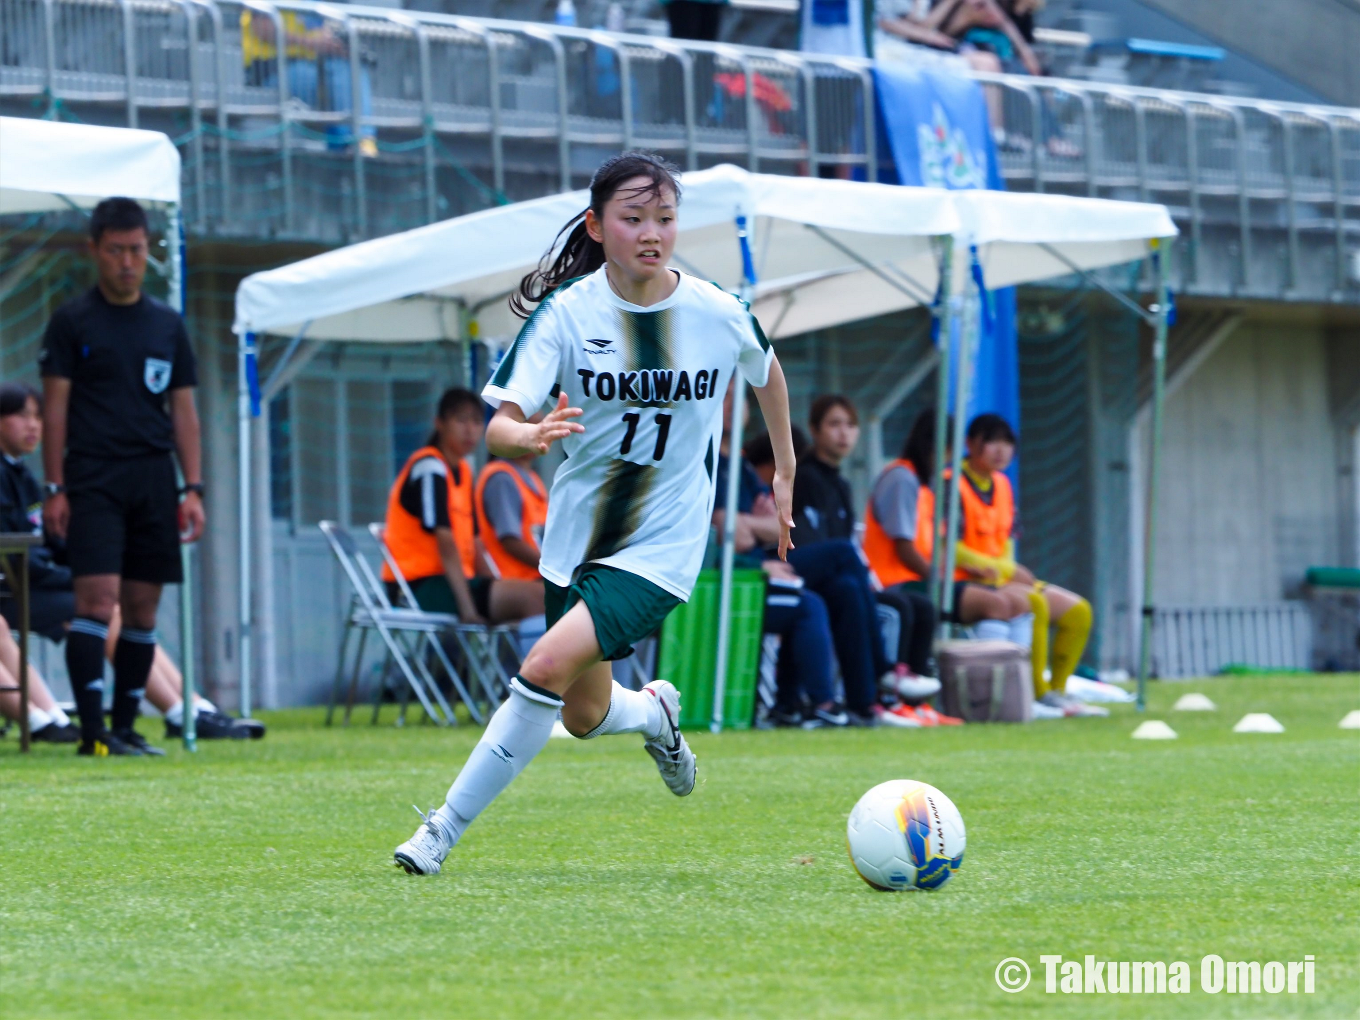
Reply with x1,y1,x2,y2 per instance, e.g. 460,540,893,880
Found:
1151,602,1313,677
3,0,1360,300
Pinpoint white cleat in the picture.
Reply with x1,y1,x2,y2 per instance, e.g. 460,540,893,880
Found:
642,679,697,797
394,805,453,875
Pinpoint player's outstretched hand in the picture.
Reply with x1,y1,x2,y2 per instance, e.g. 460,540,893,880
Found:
771,470,795,561
529,392,585,453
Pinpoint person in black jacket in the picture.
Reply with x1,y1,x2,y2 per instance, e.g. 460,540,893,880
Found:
0,382,75,641
791,395,948,721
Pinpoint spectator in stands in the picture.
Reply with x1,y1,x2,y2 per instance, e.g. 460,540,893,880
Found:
863,408,1025,638
663,0,726,41
240,9,377,157
791,395,951,726
879,0,1042,74
382,388,543,625
801,0,867,58
956,413,1100,717
1,382,259,740
0,615,78,742
474,454,548,580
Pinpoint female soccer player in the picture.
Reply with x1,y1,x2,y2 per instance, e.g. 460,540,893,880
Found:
395,151,797,875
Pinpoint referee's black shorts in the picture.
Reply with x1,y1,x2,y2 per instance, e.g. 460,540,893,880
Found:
66,454,182,584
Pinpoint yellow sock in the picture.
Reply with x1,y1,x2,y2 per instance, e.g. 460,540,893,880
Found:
1051,598,1092,693
1026,588,1050,699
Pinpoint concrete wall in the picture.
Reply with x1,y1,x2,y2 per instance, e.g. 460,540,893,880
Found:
1135,313,1357,611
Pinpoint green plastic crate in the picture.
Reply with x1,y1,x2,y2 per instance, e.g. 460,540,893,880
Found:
657,568,766,731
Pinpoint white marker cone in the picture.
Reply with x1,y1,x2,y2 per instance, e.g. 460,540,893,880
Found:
1132,720,1177,740
1233,713,1284,733
1173,693,1217,712
1339,710,1360,730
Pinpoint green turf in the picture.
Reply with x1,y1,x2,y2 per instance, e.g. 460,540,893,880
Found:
2,673,1357,1018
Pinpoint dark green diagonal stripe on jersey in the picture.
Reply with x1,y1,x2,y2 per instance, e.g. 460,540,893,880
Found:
622,308,674,372
585,459,656,562
492,275,588,390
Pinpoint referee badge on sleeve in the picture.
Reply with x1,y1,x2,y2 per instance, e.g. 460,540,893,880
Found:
144,357,172,394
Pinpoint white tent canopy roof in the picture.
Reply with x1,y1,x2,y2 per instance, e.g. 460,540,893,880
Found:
233,164,1176,344
0,117,181,213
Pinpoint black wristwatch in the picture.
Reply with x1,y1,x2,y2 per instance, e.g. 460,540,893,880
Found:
44,482,64,497
179,482,205,498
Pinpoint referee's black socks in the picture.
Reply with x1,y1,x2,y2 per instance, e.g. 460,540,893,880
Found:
66,618,110,741
111,627,157,733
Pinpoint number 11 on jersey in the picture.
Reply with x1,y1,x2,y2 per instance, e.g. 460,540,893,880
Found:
619,412,673,461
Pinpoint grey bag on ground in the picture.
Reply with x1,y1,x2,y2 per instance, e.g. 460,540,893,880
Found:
937,640,1033,722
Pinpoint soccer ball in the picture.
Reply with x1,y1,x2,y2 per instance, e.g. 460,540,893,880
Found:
846,780,966,891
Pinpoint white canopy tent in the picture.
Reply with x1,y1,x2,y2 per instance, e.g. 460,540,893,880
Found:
233,164,1177,721
0,116,199,747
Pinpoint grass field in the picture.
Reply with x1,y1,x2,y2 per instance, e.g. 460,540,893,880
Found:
2,672,1357,1018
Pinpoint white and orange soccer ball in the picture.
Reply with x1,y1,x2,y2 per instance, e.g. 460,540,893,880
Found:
846,780,966,891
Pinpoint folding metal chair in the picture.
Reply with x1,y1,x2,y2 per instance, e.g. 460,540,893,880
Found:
319,521,480,727
367,522,519,708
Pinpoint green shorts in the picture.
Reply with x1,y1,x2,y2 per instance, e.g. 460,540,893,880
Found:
545,563,682,661
399,575,493,619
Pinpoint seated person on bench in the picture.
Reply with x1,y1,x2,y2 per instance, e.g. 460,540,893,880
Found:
956,414,1097,716
382,387,543,625
863,408,1022,637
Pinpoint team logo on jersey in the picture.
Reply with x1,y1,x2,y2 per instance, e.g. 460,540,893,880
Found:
144,358,172,394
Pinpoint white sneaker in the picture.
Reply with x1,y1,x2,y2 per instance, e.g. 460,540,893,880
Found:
642,680,696,796
873,704,922,728
1031,700,1065,720
1039,692,1110,718
394,806,453,875
880,666,942,701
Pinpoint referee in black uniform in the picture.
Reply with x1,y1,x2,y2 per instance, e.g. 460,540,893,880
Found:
40,197,205,757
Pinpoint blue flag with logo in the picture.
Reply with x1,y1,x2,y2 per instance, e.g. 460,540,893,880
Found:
873,63,1019,484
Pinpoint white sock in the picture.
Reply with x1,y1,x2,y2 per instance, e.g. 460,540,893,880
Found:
975,619,1010,642
580,681,664,741
432,676,562,845
28,705,53,732
48,704,71,727
1008,613,1034,650
164,700,185,726
196,697,218,714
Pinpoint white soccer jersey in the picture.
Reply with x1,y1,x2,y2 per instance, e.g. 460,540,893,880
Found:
482,265,773,600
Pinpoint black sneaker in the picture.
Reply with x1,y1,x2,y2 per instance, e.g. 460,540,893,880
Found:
113,728,166,756
769,707,805,728
802,704,849,729
32,721,81,744
77,731,144,756
166,710,263,740
844,708,878,728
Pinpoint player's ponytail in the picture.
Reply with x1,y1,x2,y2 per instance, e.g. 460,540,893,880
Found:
511,150,682,318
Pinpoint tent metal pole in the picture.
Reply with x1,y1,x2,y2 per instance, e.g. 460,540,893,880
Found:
713,213,756,733
928,237,954,629
169,203,197,750
939,249,977,627
237,330,255,717
1136,240,1169,711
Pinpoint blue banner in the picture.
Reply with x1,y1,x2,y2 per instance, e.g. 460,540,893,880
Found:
874,63,1019,486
